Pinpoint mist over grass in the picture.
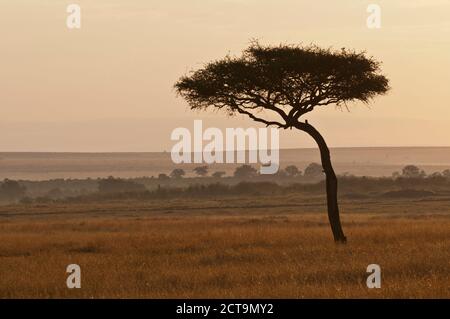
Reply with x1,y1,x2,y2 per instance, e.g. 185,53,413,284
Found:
4,173,450,206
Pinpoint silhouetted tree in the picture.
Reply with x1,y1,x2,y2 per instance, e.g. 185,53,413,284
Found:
212,171,226,178
175,42,389,242
401,165,425,178
193,165,209,177
170,169,186,179
284,165,301,177
428,172,446,184
304,162,324,178
233,165,258,179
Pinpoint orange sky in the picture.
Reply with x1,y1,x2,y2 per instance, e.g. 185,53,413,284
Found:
1,0,449,151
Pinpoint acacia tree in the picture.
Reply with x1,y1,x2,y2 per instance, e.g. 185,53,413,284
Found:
285,165,301,177
174,43,389,243
194,165,209,177
304,162,324,178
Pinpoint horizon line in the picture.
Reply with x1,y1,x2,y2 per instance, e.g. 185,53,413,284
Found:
1,146,450,153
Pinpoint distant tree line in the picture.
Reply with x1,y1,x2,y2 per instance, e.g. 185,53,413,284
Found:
163,163,450,181
60,174,450,203
160,163,325,180
2,164,450,204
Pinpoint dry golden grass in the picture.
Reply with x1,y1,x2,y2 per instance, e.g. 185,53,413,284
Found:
0,194,449,298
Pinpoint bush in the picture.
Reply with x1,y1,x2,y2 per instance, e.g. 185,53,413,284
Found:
284,165,301,177
234,165,258,179
304,163,323,178
170,169,186,179
193,166,209,177
401,165,426,178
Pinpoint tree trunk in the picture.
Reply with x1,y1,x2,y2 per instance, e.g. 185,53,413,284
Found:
294,121,347,243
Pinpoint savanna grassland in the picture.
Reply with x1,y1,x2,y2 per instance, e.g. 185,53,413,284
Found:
0,193,449,298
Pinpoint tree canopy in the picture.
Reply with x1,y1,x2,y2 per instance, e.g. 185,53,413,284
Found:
175,42,389,128
284,165,301,177
234,165,258,179
193,165,209,177
304,162,324,178
170,169,186,179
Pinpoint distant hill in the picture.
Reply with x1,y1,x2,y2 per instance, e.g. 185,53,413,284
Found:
1,147,450,180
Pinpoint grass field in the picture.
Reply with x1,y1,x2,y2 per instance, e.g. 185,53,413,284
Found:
0,194,449,298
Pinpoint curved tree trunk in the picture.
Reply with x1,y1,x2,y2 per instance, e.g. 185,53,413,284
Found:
294,121,347,243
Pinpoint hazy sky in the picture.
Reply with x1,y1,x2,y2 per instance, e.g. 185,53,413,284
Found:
1,0,449,151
